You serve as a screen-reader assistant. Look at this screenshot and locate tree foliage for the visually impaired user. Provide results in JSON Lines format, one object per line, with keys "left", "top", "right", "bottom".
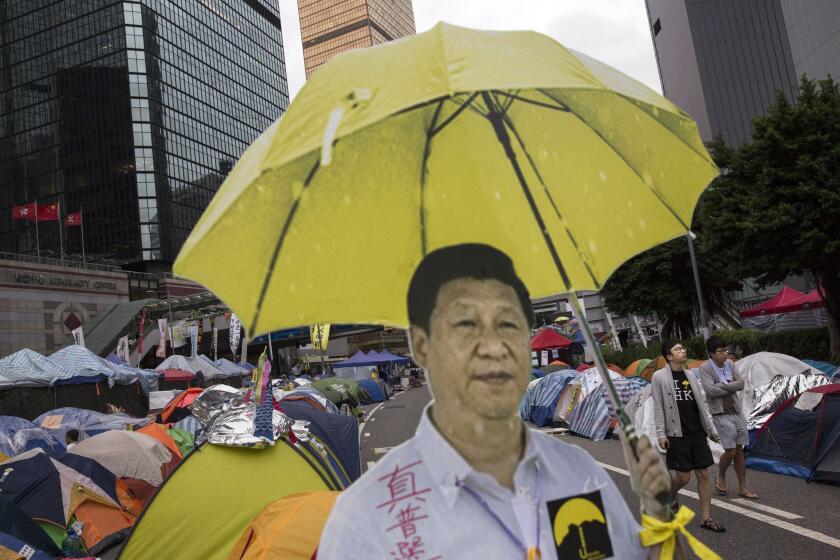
{"left": 702, "top": 76, "right": 840, "bottom": 359}
{"left": 602, "top": 76, "right": 840, "bottom": 358}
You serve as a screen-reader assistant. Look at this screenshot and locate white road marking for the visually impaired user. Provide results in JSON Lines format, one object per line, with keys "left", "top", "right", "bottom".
{"left": 358, "top": 400, "right": 388, "bottom": 437}
{"left": 374, "top": 447, "right": 392, "bottom": 455}
{"left": 596, "top": 461, "right": 840, "bottom": 550}
{"left": 364, "top": 432, "right": 370, "bottom": 437}
{"left": 731, "top": 498, "right": 803, "bottom": 520}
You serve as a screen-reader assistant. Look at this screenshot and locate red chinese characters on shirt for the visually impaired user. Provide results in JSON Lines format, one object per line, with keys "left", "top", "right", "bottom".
{"left": 377, "top": 460, "right": 440, "bottom": 560}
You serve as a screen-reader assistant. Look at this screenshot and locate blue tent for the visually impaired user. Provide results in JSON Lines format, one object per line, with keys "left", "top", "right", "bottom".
{"left": 358, "top": 378, "right": 386, "bottom": 402}
{"left": 0, "top": 450, "right": 120, "bottom": 527}
{"left": 804, "top": 359, "right": 839, "bottom": 379}
{"left": 0, "top": 416, "right": 63, "bottom": 457}
{"left": 520, "top": 370, "right": 578, "bottom": 427}
{"left": 0, "top": 497, "right": 60, "bottom": 557}
{"left": 34, "top": 407, "right": 150, "bottom": 443}
{"left": 0, "top": 532, "right": 54, "bottom": 560}
{"left": 372, "top": 350, "right": 410, "bottom": 364}
{"left": 333, "top": 351, "right": 375, "bottom": 368}
{"left": 280, "top": 399, "right": 361, "bottom": 482}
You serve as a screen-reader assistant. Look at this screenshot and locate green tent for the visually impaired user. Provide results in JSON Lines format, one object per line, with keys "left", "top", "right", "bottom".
{"left": 311, "top": 378, "right": 365, "bottom": 416}
{"left": 119, "top": 439, "right": 341, "bottom": 560}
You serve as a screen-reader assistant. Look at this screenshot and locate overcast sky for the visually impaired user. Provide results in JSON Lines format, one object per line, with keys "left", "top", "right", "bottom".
{"left": 277, "top": 0, "right": 662, "bottom": 99}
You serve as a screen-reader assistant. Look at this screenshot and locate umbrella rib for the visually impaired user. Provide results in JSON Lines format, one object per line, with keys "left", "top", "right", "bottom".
{"left": 419, "top": 100, "right": 446, "bottom": 255}
{"left": 490, "top": 91, "right": 601, "bottom": 289}
{"left": 480, "top": 91, "right": 571, "bottom": 291}
{"left": 430, "top": 92, "right": 479, "bottom": 137}
{"left": 494, "top": 90, "right": 570, "bottom": 112}
{"left": 251, "top": 157, "right": 323, "bottom": 333}
{"left": 538, "top": 88, "right": 691, "bottom": 230}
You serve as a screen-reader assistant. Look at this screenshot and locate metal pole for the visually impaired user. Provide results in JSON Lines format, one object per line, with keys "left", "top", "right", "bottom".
{"left": 632, "top": 315, "right": 649, "bottom": 347}
{"left": 34, "top": 198, "right": 39, "bottom": 258}
{"left": 686, "top": 232, "right": 710, "bottom": 339}
{"left": 57, "top": 202, "right": 64, "bottom": 266}
{"left": 80, "top": 207, "right": 86, "bottom": 266}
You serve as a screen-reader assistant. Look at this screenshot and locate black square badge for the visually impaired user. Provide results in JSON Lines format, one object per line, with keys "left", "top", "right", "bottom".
{"left": 546, "top": 489, "right": 613, "bottom": 560}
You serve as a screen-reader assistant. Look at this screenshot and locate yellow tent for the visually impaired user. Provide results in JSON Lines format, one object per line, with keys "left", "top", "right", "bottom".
{"left": 119, "top": 441, "right": 336, "bottom": 560}
{"left": 228, "top": 491, "right": 340, "bottom": 560}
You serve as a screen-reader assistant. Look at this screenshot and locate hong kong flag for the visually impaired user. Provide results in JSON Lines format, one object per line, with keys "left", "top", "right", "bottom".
{"left": 37, "top": 203, "right": 59, "bottom": 221}
{"left": 12, "top": 202, "right": 37, "bottom": 220}
{"left": 65, "top": 212, "right": 83, "bottom": 226}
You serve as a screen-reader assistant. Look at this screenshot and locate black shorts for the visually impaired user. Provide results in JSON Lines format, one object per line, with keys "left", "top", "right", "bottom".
{"left": 666, "top": 434, "right": 714, "bottom": 472}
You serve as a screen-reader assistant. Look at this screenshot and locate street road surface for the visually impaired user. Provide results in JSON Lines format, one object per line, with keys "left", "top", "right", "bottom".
{"left": 361, "top": 385, "right": 840, "bottom": 559}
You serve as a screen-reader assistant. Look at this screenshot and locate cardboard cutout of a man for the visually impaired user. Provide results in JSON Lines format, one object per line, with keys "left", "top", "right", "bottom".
{"left": 319, "top": 244, "right": 673, "bottom": 559}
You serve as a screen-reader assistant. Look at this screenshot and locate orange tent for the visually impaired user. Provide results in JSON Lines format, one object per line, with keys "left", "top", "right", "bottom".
{"left": 228, "top": 491, "right": 340, "bottom": 560}
{"left": 158, "top": 387, "right": 203, "bottom": 424}
{"left": 137, "top": 423, "right": 182, "bottom": 478}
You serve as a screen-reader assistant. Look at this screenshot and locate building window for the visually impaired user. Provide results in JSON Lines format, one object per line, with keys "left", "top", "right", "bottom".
{"left": 653, "top": 18, "right": 662, "bottom": 36}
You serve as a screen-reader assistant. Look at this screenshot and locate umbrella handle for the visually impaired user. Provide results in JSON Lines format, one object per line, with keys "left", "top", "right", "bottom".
{"left": 568, "top": 296, "right": 673, "bottom": 509}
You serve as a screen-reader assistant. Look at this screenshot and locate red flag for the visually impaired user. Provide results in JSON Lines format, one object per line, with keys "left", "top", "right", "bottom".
{"left": 37, "top": 204, "right": 59, "bottom": 221}
{"left": 65, "top": 212, "right": 83, "bottom": 226}
{"left": 12, "top": 202, "right": 37, "bottom": 220}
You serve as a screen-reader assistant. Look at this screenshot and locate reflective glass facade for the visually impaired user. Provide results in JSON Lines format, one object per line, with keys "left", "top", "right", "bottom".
{"left": 646, "top": 0, "right": 799, "bottom": 145}
{"left": 299, "top": 0, "right": 414, "bottom": 77}
{"left": 1, "top": 0, "right": 288, "bottom": 266}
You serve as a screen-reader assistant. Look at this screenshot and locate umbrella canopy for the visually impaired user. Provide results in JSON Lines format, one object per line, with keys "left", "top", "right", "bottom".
{"left": 530, "top": 329, "right": 572, "bottom": 351}
{"left": 173, "top": 22, "right": 717, "bottom": 336}
{"left": 69, "top": 431, "right": 172, "bottom": 487}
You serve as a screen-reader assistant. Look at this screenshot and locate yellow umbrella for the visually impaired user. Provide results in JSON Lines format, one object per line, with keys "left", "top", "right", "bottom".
{"left": 553, "top": 315, "right": 571, "bottom": 323}
{"left": 174, "top": 23, "right": 717, "bottom": 487}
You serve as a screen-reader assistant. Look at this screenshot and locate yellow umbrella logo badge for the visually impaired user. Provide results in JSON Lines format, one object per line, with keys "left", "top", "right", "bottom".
{"left": 548, "top": 490, "right": 612, "bottom": 559}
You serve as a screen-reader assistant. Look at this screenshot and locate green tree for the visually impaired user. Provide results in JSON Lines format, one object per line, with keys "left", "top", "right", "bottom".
{"left": 702, "top": 77, "right": 840, "bottom": 359}
{"left": 600, "top": 137, "right": 741, "bottom": 339}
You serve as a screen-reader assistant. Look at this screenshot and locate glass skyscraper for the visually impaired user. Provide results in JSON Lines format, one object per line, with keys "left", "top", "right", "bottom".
{"left": 0, "top": 0, "right": 288, "bottom": 267}
{"left": 299, "top": 0, "right": 415, "bottom": 78}
{"left": 645, "top": 0, "right": 840, "bottom": 146}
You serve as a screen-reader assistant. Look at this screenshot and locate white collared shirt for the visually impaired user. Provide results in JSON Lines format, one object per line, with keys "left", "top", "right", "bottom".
{"left": 318, "top": 404, "right": 645, "bottom": 559}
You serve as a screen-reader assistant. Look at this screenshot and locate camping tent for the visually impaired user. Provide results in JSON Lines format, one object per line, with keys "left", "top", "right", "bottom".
{"left": 624, "top": 358, "right": 655, "bottom": 380}
{"left": 357, "top": 378, "right": 387, "bottom": 403}
{"left": 227, "top": 491, "right": 339, "bottom": 560}
{"left": 567, "top": 374, "right": 646, "bottom": 441}
{"left": 0, "top": 416, "right": 63, "bottom": 458}
{"left": 0, "top": 449, "right": 134, "bottom": 555}
{"left": 740, "top": 286, "right": 828, "bottom": 330}
{"left": 157, "top": 387, "right": 203, "bottom": 424}
{"left": 276, "top": 387, "right": 340, "bottom": 415}
{"left": 519, "top": 370, "right": 577, "bottom": 427}
{"left": 34, "top": 407, "right": 150, "bottom": 443}
{"left": 747, "top": 384, "right": 840, "bottom": 483}
{"left": 118, "top": 440, "right": 339, "bottom": 560}
{"left": 69, "top": 431, "right": 173, "bottom": 487}
{"left": 0, "top": 497, "right": 61, "bottom": 558}
{"left": 280, "top": 399, "right": 361, "bottom": 482}
{"left": 748, "top": 371, "right": 830, "bottom": 430}
{"left": 803, "top": 359, "right": 839, "bottom": 378}
{"left": 735, "top": 352, "right": 818, "bottom": 415}
{"left": 310, "top": 378, "right": 364, "bottom": 416}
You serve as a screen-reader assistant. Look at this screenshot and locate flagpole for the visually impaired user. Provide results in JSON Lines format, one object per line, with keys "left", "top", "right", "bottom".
{"left": 58, "top": 202, "right": 64, "bottom": 266}
{"left": 80, "top": 208, "right": 87, "bottom": 266}
{"left": 34, "top": 198, "right": 40, "bottom": 259}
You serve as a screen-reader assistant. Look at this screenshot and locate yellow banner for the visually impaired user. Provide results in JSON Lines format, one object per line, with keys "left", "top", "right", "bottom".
{"left": 310, "top": 323, "right": 331, "bottom": 351}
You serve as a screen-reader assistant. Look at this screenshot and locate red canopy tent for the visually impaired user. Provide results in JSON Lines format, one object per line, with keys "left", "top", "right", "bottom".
{"left": 530, "top": 329, "right": 572, "bottom": 351}
{"left": 741, "top": 286, "right": 826, "bottom": 317}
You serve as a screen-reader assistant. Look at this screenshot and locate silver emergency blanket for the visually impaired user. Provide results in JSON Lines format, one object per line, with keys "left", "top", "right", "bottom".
{"left": 748, "top": 372, "right": 830, "bottom": 430}
{"left": 190, "top": 384, "right": 241, "bottom": 426}
{"left": 190, "top": 384, "right": 311, "bottom": 448}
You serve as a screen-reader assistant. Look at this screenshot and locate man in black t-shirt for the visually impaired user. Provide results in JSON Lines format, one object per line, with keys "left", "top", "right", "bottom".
{"left": 651, "top": 340, "right": 725, "bottom": 533}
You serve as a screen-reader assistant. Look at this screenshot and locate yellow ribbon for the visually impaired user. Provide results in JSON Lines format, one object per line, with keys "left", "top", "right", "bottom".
{"left": 640, "top": 506, "right": 721, "bottom": 560}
